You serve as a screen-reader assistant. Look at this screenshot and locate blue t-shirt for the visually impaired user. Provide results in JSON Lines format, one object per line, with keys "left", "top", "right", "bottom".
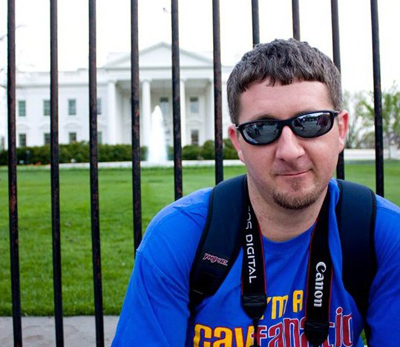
{"left": 111, "top": 179, "right": 400, "bottom": 347}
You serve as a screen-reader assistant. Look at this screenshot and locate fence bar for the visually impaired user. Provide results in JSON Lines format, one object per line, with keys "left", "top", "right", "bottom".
{"left": 88, "top": 1, "right": 105, "bottom": 346}
{"left": 131, "top": 0, "right": 142, "bottom": 252}
{"left": 251, "top": 0, "right": 260, "bottom": 46}
{"left": 370, "top": 0, "right": 384, "bottom": 196}
{"left": 7, "top": 0, "right": 22, "bottom": 346}
{"left": 171, "top": 0, "right": 183, "bottom": 199}
{"left": 292, "top": 0, "right": 300, "bottom": 40}
{"left": 331, "top": 0, "right": 345, "bottom": 180}
{"left": 50, "top": 0, "right": 64, "bottom": 345}
{"left": 213, "top": 0, "right": 223, "bottom": 184}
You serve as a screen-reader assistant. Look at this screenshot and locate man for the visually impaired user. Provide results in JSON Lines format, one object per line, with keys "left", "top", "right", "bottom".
{"left": 112, "top": 39, "right": 400, "bottom": 346}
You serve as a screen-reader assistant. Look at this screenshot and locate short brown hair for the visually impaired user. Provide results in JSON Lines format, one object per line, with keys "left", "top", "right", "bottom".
{"left": 227, "top": 38, "right": 342, "bottom": 124}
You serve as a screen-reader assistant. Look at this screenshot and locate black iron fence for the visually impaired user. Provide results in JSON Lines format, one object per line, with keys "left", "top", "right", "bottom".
{"left": 5, "top": 0, "right": 384, "bottom": 346}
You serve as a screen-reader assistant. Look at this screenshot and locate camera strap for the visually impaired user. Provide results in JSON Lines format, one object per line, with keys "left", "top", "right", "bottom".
{"left": 241, "top": 188, "right": 333, "bottom": 347}
{"left": 241, "top": 200, "right": 267, "bottom": 347}
{"left": 304, "top": 192, "right": 333, "bottom": 347}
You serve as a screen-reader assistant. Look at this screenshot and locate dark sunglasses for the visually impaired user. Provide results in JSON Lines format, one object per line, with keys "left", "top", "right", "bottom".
{"left": 236, "top": 110, "right": 339, "bottom": 145}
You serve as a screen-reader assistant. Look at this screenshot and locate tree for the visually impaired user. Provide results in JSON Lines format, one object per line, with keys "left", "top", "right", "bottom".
{"left": 343, "top": 90, "right": 368, "bottom": 149}
{"left": 360, "top": 83, "right": 400, "bottom": 156}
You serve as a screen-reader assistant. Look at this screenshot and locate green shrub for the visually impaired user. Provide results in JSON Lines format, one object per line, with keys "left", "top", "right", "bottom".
{"left": 201, "top": 140, "right": 215, "bottom": 159}
{"left": 198, "top": 139, "right": 239, "bottom": 160}
{"left": 59, "top": 144, "right": 74, "bottom": 163}
{"left": 182, "top": 145, "right": 202, "bottom": 160}
{"left": 223, "top": 138, "right": 239, "bottom": 160}
{"left": 17, "top": 145, "right": 51, "bottom": 165}
{"left": 0, "top": 150, "right": 6, "bottom": 165}
{"left": 99, "top": 144, "right": 131, "bottom": 162}
{"left": 0, "top": 139, "right": 238, "bottom": 165}
{"left": 69, "top": 142, "right": 89, "bottom": 163}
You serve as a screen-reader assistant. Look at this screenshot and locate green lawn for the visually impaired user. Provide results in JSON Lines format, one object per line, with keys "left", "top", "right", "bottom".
{"left": 0, "top": 161, "right": 399, "bottom": 316}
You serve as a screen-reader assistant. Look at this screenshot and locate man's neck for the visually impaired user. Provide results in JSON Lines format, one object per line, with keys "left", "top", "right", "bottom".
{"left": 248, "top": 180, "right": 327, "bottom": 242}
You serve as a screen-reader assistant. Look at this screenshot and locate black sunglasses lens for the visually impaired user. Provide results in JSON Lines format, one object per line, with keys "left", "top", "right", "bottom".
{"left": 239, "top": 111, "right": 336, "bottom": 145}
{"left": 292, "top": 112, "right": 333, "bottom": 138}
{"left": 242, "top": 120, "right": 279, "bottom": 144}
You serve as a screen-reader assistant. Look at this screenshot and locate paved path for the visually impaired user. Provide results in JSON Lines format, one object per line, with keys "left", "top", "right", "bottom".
{"left": 0, "top": 316, "right": 119, "bottom": 347}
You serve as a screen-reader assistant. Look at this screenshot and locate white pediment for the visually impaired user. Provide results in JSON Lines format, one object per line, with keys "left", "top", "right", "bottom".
{"left": 104, "top": 42, "right": 213, "bottom": 70}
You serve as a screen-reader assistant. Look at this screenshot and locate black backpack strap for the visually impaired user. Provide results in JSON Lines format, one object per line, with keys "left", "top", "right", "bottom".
{"left": 336, "top": 179, "right": 377, "bottom": 322}
{"left": 189, "top": 175, "right": 247, "bottom": 310}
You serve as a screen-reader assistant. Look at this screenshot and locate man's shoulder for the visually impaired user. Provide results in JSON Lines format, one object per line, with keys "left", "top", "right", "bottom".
{"left": 150, "top": 187, "right": 212, "bottom": 228}
{"left": 376, "top": 194, "right": 400, "bottom": 218}
{"left": 374, "top": 195, "right": 400, "bottom": 246}
{"left": 330, "top": 178, "right": 400, "bottom": 213}
{"left": 138, "top": 187, "right": 212, "bottom": 254}
{"left": 331, "top": 179, "right": 400, "bottom": 258}
{"left": 330, "top": 177, "right": 400, "bottom": 225}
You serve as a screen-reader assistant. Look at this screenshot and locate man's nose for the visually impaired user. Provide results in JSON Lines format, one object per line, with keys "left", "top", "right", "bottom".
{"left": 275, "top": 126, "right": 305, "bottom": 161}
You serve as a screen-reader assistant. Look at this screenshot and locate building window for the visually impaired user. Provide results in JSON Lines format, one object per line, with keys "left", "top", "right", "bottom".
{"left": 44, "top": 133, "right": 51, "bottom": 145}
{"left": 18, "top": 100, "right": 26, "bottom": 117}
{"left": 69, "top": 132, "right": 77, "bottom": 144}
{"left": 98, "top": 131, "right": 102, "bottom": 144}
{"left": 191, "top": 129, "right": 199, "bottom": 146}
{"left": 190, "top": 97, "right": 199, "bottom": 113}
{"left": 19, "top": 133, "right": 27, "bottom": 147}
{"left": 159, "top": 97, "right": 169, "bottom": 115}
{"left": 68, "top": 99, "right": 76, "bottom": 116}
{"left": 97, "top": 98, "right": 102, "bottom": 115}
{"left": 43, "top": 100, "right": 51, "bottom": 116}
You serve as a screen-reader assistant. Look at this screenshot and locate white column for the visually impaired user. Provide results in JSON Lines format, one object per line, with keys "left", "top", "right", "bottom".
{"left": 222, "top": 81, "right": 229, "bottom": 139}
{"left": 141, "top": 79, "right": 151, "bottom": 147}
{"left": 206, "top": 80, "right": 214, "bottom": 142}
{"left": 180, "top": 79, "right": 187, "bottom": 146}
{"left": 107, "top": 80, "right": 117, "bottom": 144}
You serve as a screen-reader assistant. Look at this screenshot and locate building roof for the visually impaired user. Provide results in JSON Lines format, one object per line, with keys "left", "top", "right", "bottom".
{"left": 104, "top": 42, "right": 214, "bottom": 70}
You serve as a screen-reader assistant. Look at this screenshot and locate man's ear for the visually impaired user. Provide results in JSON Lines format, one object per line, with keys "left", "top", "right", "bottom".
{"left": 337, "top": 110, "right": 349, "bottom": 152}
{"left": 228, "top": 125, "right": 245, "bottom": 163}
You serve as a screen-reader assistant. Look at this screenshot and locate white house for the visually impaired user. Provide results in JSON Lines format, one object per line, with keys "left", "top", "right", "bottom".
{"left": 5, "top": 42, "right": 233, "bottom": 149}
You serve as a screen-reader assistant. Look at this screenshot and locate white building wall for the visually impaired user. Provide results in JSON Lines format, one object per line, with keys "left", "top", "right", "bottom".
{"left": 15, "top": 84, "right": 110, "bottom": 147}
{"left": 7, "top": 44, "right": 233, "bottom": 150}
{"left": 59, "top": 85, "right": 88, "bottom": 144}
{"left": 13, "top": 80, "right": 230, "bottom": 148}
{"left": 17, "top": 86, "right": 50, "bottom": 147}
{"left": 186, "top": 92, "right": 206, "bottom": 145}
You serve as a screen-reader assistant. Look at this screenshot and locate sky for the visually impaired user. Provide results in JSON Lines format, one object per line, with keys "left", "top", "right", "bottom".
{"left": 0, "top": 0, "right": 399, "bottom": 94}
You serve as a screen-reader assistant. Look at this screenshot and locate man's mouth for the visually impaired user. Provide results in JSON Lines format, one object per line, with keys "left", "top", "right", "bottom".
{"left": 278, "top": 170, "right": 310, "bottom": 177}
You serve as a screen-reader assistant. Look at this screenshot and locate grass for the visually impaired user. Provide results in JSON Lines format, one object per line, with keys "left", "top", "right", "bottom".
{"left": 0, "top": 165, "right": 246, "bottom": 316}
{"left": 0, "top": 161, "right": 399, "bottom": 316}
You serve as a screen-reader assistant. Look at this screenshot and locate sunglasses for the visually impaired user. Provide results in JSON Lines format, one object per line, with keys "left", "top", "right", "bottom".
{"left": 236, "top": 110, "right": 339, "bottom": 145}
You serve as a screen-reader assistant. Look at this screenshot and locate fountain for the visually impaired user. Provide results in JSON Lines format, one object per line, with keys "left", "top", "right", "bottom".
{"left": 148, "top": 105, "right": 168, "bottom": 163}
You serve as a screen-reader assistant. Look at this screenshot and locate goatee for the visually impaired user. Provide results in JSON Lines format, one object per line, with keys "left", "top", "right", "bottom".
{"left": 272, "top": 182, "right": 326, "bottom": 210}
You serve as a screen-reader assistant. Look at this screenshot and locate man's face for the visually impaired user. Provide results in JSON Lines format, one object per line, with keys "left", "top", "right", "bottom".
{"left": 228, "top": 80, "right": 348, "bottom": 210}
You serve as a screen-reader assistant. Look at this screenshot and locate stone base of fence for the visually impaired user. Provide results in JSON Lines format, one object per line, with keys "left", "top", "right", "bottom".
{"left": 0, "top": 316, "right": 119, "bottom": 347}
